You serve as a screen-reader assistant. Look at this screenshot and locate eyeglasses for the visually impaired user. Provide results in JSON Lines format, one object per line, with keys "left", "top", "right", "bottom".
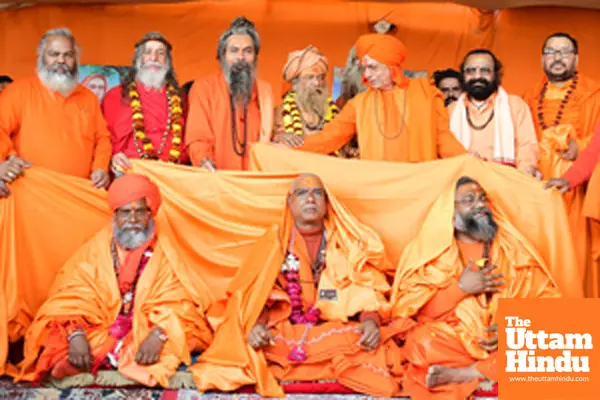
{"left": 455, "top": 194, "right": 488, "bottom": 207}
{"left": 292, "top": 188, "right": 326, "bottom": 199}
{"left": 116, "top": 207, "right": 151, "bottom": 220}
{"left": 543, "top": 48, "right": 576, "bottom": 57}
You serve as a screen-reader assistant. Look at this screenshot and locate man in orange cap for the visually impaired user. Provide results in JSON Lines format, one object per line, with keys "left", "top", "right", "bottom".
{"left": 18, "top": 174, "right": 213, "bottom": 387}
{"left": 274, "top": 46, "right": 338, "bottom": 140}
{"left": 390, "top": 176, "right": 561, "bottom": 399}
{"left": 273, "top": 46, "right": 355, "bottom": 158}
{"left": 190, "top": 173, "right": 405, "bottom": 397}
{"left": 279, "top": 34, "right": 466, "bottom": 162}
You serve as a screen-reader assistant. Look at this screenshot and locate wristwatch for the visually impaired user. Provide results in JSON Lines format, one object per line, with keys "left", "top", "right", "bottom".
{"left": 153, "top": 328, "right": 168, "bottom": 342}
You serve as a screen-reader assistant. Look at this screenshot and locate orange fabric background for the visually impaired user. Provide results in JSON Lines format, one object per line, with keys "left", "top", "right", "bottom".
{"left": 1, "top": 2, "right": 600, "bottom": 96}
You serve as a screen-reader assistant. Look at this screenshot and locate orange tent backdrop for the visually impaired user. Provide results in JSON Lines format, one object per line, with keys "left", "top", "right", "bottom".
{"left": 0, "top": 146, "right": 580, "bottom": 374}
{"left": 1, "top": 1, "right": 600, "bottom": 96}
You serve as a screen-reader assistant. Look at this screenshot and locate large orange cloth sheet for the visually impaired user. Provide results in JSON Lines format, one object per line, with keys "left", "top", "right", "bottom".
{"left": 0, "top": 145, "right": 580, "bottom": 376}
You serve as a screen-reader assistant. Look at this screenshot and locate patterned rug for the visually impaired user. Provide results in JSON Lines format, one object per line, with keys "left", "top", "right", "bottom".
{"left": 0, "top": 378, "right": 498, "bottom": 399}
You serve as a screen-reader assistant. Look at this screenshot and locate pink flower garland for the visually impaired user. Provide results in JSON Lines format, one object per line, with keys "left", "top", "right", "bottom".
{"left": 283, "top": 253, "right": 321, "bottom": 362}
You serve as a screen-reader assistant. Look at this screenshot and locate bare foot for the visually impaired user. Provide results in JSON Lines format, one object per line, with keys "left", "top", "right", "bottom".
{"left": 426, "top": 364, "right": 483, "bottom": 388}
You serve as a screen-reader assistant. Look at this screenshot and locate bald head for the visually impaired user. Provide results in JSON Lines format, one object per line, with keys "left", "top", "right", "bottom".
{"left": 288, "top": 173, "right": 327, "bottom": 230}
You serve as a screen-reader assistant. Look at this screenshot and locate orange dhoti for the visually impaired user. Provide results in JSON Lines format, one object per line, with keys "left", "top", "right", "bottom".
{"left": 403, "top": 322, "right": 498, "bottom": 400}
{"left": 264, "top": 320, "right": 403, "bottom": 396}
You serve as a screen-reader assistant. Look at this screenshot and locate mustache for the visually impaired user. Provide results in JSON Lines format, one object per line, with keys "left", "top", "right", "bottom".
{"left": 48, "top": 63, "right": 74, "bottom": 76}
{"left": 445, "top": 96, "right": 458, "bottom": 106}
{"left": 551, "top": 61, "right": 566, "bottom": 69}
{"left": 466, "top": 78, "right": 490, "bottom": 87}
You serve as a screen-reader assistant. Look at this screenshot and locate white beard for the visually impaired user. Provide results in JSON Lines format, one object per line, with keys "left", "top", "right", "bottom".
{"left": 136, "top": 61, "right": 168, "bottom": 90}
{"left": 38, "top": 66, "right": 78, "bottom": 96}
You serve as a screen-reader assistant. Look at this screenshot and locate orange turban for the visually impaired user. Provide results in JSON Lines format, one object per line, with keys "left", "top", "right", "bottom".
{"left": 107, "top": 173, "right": 162, "bottom": 216}
{"left": 282, "top": 45, "right": 329, "bottom": 83}
{"left": 355, "top": 33, "right": 408, "bottom": 87}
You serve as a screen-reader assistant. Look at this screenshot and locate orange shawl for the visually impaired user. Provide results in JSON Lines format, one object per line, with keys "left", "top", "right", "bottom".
{"left": 190, "top": 187, "right": 391, "bottom": 396}
{"left": 17, "top": 227, "right": 213, "bottom": 386}
{"left": 391, "top": 186, "right": 562, "bottom": 357}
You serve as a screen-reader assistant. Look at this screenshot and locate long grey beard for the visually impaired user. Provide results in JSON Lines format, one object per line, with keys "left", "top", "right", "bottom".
{"left": 113, "top": 218, "right": 155, "bottom": 250}
{"left": 37, "top": 64, "right": 78, "bottom": 96}
{"left": 341, "top": 63, "right": 367, "bottom": 98}
{"left": 136, "top": 59, "right": 168, "bottom": 89}
{"left": 225, "top": 61, "right": 254, "bottom": 106}
{"left": 454, "top": 209, "right": 498, "bottom": 243}
{"left": 296, "top": 86, "right": 329, "bottom": 119}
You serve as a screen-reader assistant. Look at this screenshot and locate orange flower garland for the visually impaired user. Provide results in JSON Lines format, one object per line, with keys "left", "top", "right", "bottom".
{"left": 129, "top": 82, "right": 183, "bottom": 163}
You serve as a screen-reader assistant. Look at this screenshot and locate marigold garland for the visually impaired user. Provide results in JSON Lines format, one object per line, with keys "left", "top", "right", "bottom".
{"left": 129, "top": 82, "right": 183, "bottom": 163}
{"left": 281, "top": 91, "right": 338, "bottom": 135}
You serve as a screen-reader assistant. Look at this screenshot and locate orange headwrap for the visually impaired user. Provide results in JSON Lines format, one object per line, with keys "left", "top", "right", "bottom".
{"left": 355, "top": 33, "right": 408, "bottom": 87}
{"left": 282, "top": 45, "right": 329, "bottom": 83}
{"left": 108, "top": 173, "right": 162, "bottom": 216}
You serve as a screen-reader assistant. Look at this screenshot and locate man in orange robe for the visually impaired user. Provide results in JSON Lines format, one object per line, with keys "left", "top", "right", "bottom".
{"left": 190, "top": 174, "right": 404, "bottom": 397}
{"left": 449, "top": 49, "right": 539, "bottom": 176}
{"left": 524, "top": 32, "right": 600, "bottom": 296}
{"left": 0, "top": 28, "right": 112, "bottom": 196}
{"left": 185, "top": 17, "right": 274, "bottom": 171}
{"left": 281, "top": 34, "right": 466, "bottom": 162}
{"left": 391, "top": 176, "right": 561, "bottom": 400}
{"left": 17, "top": 174, "right": 213, "bottom": 386}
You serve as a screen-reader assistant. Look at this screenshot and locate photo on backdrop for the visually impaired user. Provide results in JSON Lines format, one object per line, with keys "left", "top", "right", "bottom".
{"left": 79, "top": 65, "right": 129, "bottom": 102}
{"left": 331, "top": 66, "right": 429, "bottom": 101}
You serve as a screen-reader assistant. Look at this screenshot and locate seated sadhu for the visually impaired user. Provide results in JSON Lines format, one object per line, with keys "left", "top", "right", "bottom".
{"left": 190, "top": 173, "right": 403, "bottom": 397}
{"left": 17, "top": 174, "right": 213, "bottom": 386}
{"left": 390, "top": 176, "right": 561, "bottom": 399}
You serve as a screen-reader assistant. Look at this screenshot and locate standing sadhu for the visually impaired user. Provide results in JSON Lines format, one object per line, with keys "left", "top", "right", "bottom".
{"left": 524, "top": 32, "right": 600, "bottom": 296}
{"left": 0, "top": 28, "right": 112, "bottom": 195}
{"left": 280, "top": 34, "right": 466, "bottom": 162}
{"left": 185, "top": 17, "right": 274, "bottom": 171}
{"left": 103, "top": 32, "right": 188, "bottom": 173}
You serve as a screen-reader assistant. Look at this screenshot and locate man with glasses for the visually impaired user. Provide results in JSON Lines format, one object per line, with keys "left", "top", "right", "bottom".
{"left": 524, "top": 32, "right": 600, "bottom": 296}
{"left": 447, "top": 49, "right": 540, "bottom": 177}
{"left": 18, "top": 174, "right": 213, "bottom": 386}
{"left": 190, "top": 173, "right": 403, "bottom": 397}
{"left": 390, "top": 176, "right": 561, "bottom": 399}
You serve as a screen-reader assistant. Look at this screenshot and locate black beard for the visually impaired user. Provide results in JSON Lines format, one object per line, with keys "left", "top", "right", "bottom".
{"left": 455, "top": 208, "right": 498, "bottom": 243}
{"left": 544, "top": 61, "right": 575, "bottom": 83}
{"left": 445, "top": 96, "right": 458, "bottom": 107}
{"left": 228, "top": 61, "right": 253, "bottom": 105}
{"left": 465, "top": 78, "right": 498, "bottom": 101}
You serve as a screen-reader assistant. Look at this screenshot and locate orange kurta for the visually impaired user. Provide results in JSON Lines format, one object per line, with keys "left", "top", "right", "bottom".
{"left": 0, "top": 75, "right": 112, "bottom": 176}
{"left": 185, "top": 73, "right": 273, "bottom": 170}
{"left": 18, "top": 227, "right": 213, "bottom": 386}
{"left": 448, "top": 93, "right": 539, "bottom": 172}
{"left": 390, "top": 188, "right": 561, "bottom": 400}
{"left": 298, "top": 78, "right": 466, "bottom": 162}
{"left": 190, "top": 191, "right": 405, "bottom": 397}
{"left": 524, "top": 74, "right": 600, "bottom": 297}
